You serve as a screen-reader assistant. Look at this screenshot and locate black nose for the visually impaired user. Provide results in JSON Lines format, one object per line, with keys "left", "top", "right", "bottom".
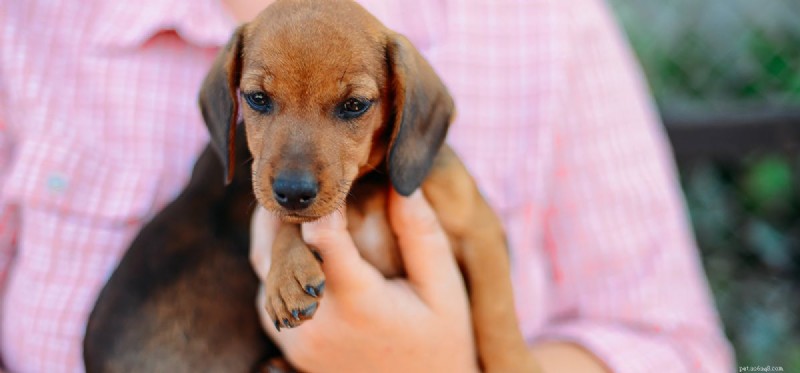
{"left": 272, "top": 173, "right": 319, "bottom": 211}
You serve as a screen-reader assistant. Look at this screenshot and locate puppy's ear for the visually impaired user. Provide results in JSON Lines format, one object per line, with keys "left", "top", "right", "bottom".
{"left": 198, "top": 25, "right": 245, "bottom": 184}
{"left": 386, "top": 33, "right": 455, "bottom": 196}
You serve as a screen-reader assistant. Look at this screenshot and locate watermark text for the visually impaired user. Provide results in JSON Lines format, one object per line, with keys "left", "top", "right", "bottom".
{"left": 738, "top": 366, "right": 784, "bottom": 372}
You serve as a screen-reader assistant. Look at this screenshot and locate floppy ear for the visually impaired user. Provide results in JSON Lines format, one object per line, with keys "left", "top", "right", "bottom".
{"left": 385, "top": 33, "right": 455, "bottom": 196}
{"left": 198, "top": 25, "right": 245, "bottom": 184}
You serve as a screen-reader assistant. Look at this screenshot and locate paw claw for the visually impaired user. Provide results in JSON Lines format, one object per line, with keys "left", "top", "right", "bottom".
{"left": 301, "top": 302, "right": 319, "bottom": 318}
{"left": 311, "top": 249, "right": 323, "bottom": 263}
{"left": 304, "top": 285, "right": 316, "bottom": 297}
{"left": 304, "top": 281, "right": 325, "bottom": 298}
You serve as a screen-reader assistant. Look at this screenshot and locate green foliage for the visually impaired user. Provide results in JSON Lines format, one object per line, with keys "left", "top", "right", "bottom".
{"left": 608, "top": 1, "right": 800, "bottom": 368}
{"left": 680, "top": 153, "right": 800, "bottom": 370}
{"left": 741, "top": 156, "right": 794, "bottom": 214}
{"left": 610, "top": 0, "right": 800, "bottom": 112}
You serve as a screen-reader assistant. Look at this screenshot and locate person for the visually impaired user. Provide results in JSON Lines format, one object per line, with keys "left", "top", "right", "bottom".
{"left": 0, "top": 0, "right": 734, "bottom": 371}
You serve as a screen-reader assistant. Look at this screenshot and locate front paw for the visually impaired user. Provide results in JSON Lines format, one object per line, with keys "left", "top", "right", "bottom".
{"left": 265, "top": 245, "right": 325, "bottom": 330}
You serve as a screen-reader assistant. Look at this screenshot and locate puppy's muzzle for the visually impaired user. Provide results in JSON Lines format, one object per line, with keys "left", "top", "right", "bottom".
{"left": 272, "top": 171, "right": 319, "bottom": 210}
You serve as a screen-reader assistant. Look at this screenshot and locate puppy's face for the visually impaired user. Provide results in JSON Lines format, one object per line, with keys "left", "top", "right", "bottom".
{"left": 199, "top": 0, "right": 454, "bottom": 224}
{"left": 239, "top": 2, "right": 391, "bottom": 223}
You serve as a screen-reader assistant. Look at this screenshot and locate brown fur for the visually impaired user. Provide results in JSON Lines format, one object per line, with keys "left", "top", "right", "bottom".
{"left": 85, "top": 0, "right": 538, "bottom": 371}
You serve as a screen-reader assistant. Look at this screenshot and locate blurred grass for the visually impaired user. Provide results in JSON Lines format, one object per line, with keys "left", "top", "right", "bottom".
{"left": 608, "top": 0, "right": 800, "bottom": 370}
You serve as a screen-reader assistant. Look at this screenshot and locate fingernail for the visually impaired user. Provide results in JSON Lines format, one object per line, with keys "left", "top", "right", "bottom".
{"left": 406, "top": 190, "right": 434, "bottom": 217}
{"left": 291, "top": 309, "right": 300, "bottom": 320}
{"left": 283, "top": 318, "right": 291, "bottom": 328}
{"left": 311, "top": 209, "right": 345, "bottom": 230}
{"left": 408, "top": 190, "right": 424, "bottom": 200}
{"left": 303, "top": 210, "right": 346, "bottom": 244}
{"left": 329, "top": 211, "right": 346, "bottom": 228}
{"left": 274, "top": 320, "right": 281, "bottom": 332}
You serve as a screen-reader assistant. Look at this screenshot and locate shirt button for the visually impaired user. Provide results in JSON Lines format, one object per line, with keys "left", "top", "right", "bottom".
{"left": 46, "top": 174, "right": 68, "bottom": 193}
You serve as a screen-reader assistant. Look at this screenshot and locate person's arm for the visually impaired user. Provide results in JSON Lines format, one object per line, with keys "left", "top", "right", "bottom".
{"left": 0, "top": 69, "right": 18, "bottom": 372}
{"left": 0, "top": 122, "right": 16, "bottom": 294}
{"left": 531, "top": 1, "right": 734, "bottom": 372}
{"left": 0, "top": 59, "right": 16, "bottom": 291}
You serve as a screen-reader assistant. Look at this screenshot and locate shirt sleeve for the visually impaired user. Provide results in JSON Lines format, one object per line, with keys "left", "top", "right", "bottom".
{"left": 536, "top": 1, "right": 734, "bottom": 372}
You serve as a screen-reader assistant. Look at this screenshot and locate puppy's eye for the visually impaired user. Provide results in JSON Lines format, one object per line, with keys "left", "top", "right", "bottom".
{"left": 244, "top": 92, "right": 273, "bottom": 113}
{"left": 337, "top": 98, "right": 371, "bottom": 120}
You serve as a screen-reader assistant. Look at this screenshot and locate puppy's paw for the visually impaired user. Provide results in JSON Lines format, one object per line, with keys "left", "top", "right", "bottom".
{"left": 265, "top": 244, "right": 325, "bottom": 330}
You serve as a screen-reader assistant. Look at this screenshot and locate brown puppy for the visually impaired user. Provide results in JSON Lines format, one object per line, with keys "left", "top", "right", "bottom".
{"left": 85, "top": 0, "right": 538, "bottom": 371}
{"left": 212, "top": 0, "right": 538, "bottom": 370}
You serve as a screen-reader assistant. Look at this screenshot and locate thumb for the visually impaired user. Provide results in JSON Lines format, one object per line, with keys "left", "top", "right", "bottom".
{"left": 302, "top": 210, "right": 382, "bottom": 294}
{"left": 389, "top": 189, "right": 463, "bottom": 305}
{"left": 249, "top": 206, "right": 280, "bottom": 281}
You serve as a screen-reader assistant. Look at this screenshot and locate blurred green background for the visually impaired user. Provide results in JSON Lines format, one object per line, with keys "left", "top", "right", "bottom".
{"left": 609, "top": 0, "right": 800, "bottom": 370}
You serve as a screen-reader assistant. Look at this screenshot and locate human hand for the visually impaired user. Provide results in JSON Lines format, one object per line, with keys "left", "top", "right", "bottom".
{"left": 250, "top": 190, "right": 478, "bottom": 372}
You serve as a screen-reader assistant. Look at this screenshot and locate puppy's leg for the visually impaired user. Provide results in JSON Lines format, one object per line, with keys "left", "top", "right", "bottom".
{"left": 264, "top": 223, "right": 326, "bottom": 330}
{"left": 459, "top": 205, "right": 542, "bottom": 372}
{"left": 423, "top": 147, "right": 541, "bottom": 372}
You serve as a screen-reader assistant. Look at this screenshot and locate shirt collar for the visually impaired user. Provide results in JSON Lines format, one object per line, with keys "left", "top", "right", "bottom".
{"left": 90, "top": 0, "right": 237, "bottom": 49}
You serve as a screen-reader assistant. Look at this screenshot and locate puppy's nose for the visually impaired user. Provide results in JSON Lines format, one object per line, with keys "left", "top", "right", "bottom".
{"left": 272, "top": 173, "right": 319, "bottom": 210}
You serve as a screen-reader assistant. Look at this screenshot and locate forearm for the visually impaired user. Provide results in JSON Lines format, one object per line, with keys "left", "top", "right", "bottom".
{"left": 531, "top": 342, "right": 609, "bottom": 373}
{"left": 0, "top": 112, "right": 17, "bottom": 298}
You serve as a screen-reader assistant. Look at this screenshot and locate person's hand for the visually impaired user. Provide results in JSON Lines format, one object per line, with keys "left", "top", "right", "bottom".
{"left": 250, "top": 190, "right": 479, "bottom": 372}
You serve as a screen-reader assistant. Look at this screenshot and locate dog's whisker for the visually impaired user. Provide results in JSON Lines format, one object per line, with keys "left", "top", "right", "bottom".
{"left": 247, "top": 199, "right": 259, "bottom": 211}
{"left": 239, "top": 157, "right": 254, "bottom": 168}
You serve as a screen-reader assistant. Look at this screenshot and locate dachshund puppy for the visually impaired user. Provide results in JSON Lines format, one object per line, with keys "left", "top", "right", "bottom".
{"left": 85, "top": 0, "right": 538, "bottom": 371}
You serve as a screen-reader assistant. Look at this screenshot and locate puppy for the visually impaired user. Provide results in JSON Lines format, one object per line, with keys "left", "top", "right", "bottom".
{"left": 85, "top": 0, "right": 538, "bottom": 371}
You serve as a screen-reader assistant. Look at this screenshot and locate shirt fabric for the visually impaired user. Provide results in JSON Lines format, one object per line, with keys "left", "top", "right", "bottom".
{"left": 0, "top": 0, "right": 734, "bottom": 372}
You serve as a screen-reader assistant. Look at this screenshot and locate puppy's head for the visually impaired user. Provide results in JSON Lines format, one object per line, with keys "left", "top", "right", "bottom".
{"left": 199, "top": 0, "right": 453, "bottom": 223}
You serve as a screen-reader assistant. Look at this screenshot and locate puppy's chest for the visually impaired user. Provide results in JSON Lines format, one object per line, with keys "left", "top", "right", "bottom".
{"left": 345, "top": 179, "right": 404, "bottom": 278}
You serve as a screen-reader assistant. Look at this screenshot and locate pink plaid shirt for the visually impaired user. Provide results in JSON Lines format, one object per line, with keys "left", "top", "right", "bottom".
{"left": 0, "top": 0, "right": 733, "bottom": 372}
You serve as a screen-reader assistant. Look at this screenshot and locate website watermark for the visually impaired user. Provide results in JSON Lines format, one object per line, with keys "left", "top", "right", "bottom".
{"left": 738, "top": 366, "right": 784, "bottom": 372}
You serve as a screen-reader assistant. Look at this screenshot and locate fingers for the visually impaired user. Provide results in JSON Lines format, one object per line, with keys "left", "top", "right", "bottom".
{"left": 388, "top": 189, "right": 464, "bottom": 306}
{"left": 302, "top": 210, "right": 383, "bottom": 294}
{"left": 250, "top": 206, "right": 281, "bottom": 281}
{"left": 256, "top": 190, "right": 462, "bottom": 310}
